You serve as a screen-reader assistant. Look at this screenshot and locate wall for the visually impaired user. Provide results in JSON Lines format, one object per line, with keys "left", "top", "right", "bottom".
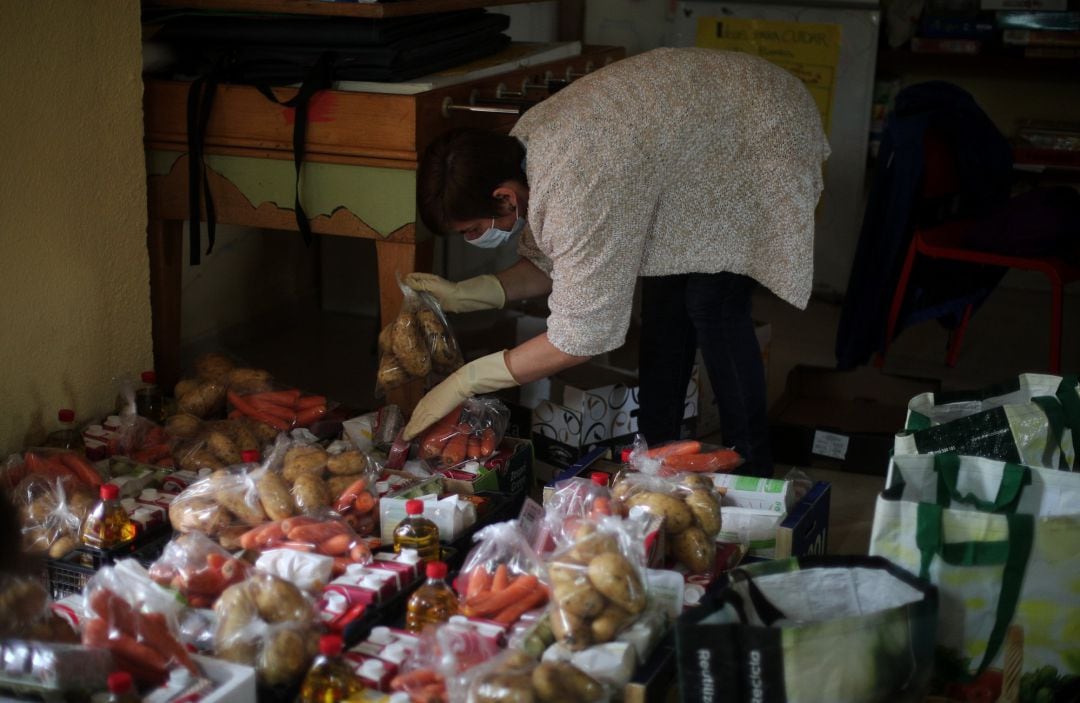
{"left": 0, "top": 2, "right": 151, "bottom": 453}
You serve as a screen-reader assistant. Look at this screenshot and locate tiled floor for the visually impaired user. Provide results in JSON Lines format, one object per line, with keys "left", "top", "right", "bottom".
{"left": 193, "top": 274, "right": 1079, "bottom": 558}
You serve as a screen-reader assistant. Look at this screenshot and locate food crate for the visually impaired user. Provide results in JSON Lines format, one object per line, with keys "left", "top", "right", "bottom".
{"left": 44, "top": 528, "right": 172, "bottom": 600}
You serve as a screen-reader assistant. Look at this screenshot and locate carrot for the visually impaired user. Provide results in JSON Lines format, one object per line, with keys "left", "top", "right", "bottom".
{"left": 479, "top": 428, "right": 497, "bottom": 457}
{"left": 228, "top": 410, "right": 244, "bottom": 420}
{"left": 142, "top": 611, "right": 198, "bottom": 673}
{"left": 466, "top": 436, "right": 482, "bottom": 460}
{"left": 391, "top": 669, "right": 443, "bottom": 690}
{"left": 354, "top": 491, "right": 376, "bottom": 514}
{"left": 663, "top": 449, "right": 742, "bottom": 473}
{"left": 295, "top": 404, "right": 327, "bottom": 427}
{"left": 281, "top": 516, "right": 318, "bottom": 533}
{"left": 490, "top": 564, "right": 509, "bottom": 594}
{"left": 246, "top": 389, "right": 302, "bottom": 407}
{"left": 297, "top": 395, "right": 327, "bottom": 410}
{"left": 55, "top": 451, "right": 103, "bottom": 487}
{"left": 247, "top": 400, "right": 297, "bottom": 422}
{"left": 465, "top": 574, "right": 539, "bottom": 617}
{"left": 205, "top": 553, "right": 227, "bottom": 570}
{"left": 492, "top": 585, "right": 548, "bottom": 624}
{"left": 287, "top": 521, "right": 348, "bottom": 543}
{"left": 441, "top": 424, "right": 470, "bottom": 465}
{"left": 645, "top": 440, "right": 702, "bottom": 459}
{"left": 227, "top": 391, "right": 292, "bottom": 430}
{"left": 465, "top": 565, "right": 492, "bottom": 600}
{"left": 103, "top": 632, "right": 170, "bottom": 679}
{"left": 240, "top": 521, "right": 284, "bottom": 550}
{"left": 278, "top": 540, "right": 316, "bottom": 552}
{"left": 319, "top": 533, "right": 353, "bottom": 556}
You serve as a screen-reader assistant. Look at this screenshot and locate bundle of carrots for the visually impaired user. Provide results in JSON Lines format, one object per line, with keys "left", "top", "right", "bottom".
{"left": 334, "top": 476, "right": 378, "bottom": 536}
{"left": 459, "top": 564, "right": 549, "bottom": 625}
{"left": 227, "top": 389, "right": 328, "bottom": 432}
{"left": 122, "top": 425, "right": 173, "bottom": 467}
{"left": 2, "top": 449, "right": 102, "bottom": 492}
{"left": 149, "top": 551, "right": 251, "bottom": 609}
{"left": 390, "top": 668, "right": 446, "bottom": 703}
{"left": 82, "top": 587, "right": 198, "bottom": 686}
{"left": 645, "top": 440, "right": 743, "bottom": 474}
{"left": 417, "top": 405, "right": 498, "bottom": 467}
{"left": 238, "top": 516, "right": 372, "bottom": 576}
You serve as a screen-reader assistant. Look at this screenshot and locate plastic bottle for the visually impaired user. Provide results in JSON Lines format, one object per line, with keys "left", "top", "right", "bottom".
{"left": 241, "top": 450, "right": 261, "bottom": 463}
{"left": 80, "top": 484, "right": 136, "bottom": 549}
{"left": 587, "top": 471, "right": 614, "bottom": 517}
{"left": 404, "top": 560, "right": 459, "bottom": 633}
{"left": 299, "top": 634, "right": 364, "bottom": 703}
{"left": 105, "top": 671, "right": 140, "bottom": 703}
{"left": 393, "top": 500, "right": 440, "bottom": 563}
{"left": 44, "top": 409, "right": 84, "bottom": 451}
{"left": 134, "top": 371, "right": 165, "bottom": 424}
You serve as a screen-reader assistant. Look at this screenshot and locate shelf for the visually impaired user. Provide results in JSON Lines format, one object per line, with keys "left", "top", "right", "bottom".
{"left": 143, "top": 0, "right": 543, "bottom": 18}
{"left": 876, "top": 47, "right": 1080, "bottom": 79}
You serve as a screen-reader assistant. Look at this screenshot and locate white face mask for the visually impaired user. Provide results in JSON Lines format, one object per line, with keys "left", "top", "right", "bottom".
{"left": 467, "top": 216, "right": 525, "bottom": 249}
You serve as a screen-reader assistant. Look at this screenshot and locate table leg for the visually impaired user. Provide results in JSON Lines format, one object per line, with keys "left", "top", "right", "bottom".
{"left": 375, "top": 237, "right": 433, "bottom": 414}
{"left": 147, "top": 218, "right": 184, "bottom": 391}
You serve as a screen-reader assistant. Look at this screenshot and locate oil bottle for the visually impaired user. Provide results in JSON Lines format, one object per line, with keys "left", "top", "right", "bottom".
{"left": 299, "top": 634, "right": 364, "bottom": 703}
{"left": 405, "top": 560, "right": 458, "bottom": 633}
{"left": 44, "top": 409, "right": 83, "bottom": 452}
{"left": 134, "top": 371, "right": 165, "bottom": 424}
{"left": 80, "top": 484, "right": 136, "bottom": 549}
{"left": 393, "top": 499, "right": 440, "bottom": 563}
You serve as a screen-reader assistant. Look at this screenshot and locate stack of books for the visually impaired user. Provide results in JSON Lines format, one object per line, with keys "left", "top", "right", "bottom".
{"left": 998, "top": 10, "right": 1080, "bottom": 58}
{"left": 911, "top": 0, "right": 995, "bottom": 54}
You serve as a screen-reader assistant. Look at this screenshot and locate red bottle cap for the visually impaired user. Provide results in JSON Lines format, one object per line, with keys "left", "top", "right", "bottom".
{"left": 405, "top": 499, "right": 424, "bottom": 515}
{"left": 319, "top": 634, "right": 344, "bottom": 657}
{"left": 620, "top": 448, "right": 632, "bottom": 464}
{"left": 241, "top": 450, "right": 261, "bottom": 463}
{"left": 58, "top": 409, "right": 75, "bottom": 423}
{"left": 140, "top": 371, "right": 157, "bottom": 384}
{"left": 100, "top": 484, "right": 120, "bottom": 501}
{"left": 590, "top": 472, "right": 609, "bottom": 487}
{"left": 425, "top": 561, "right": 448, "bottom": 579}
{"left": 107, "top": 671, "right": 133, "bottom": 694}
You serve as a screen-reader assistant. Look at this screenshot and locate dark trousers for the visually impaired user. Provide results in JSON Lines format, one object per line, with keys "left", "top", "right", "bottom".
{"left": 637, "top": 272, "right": 773, "bottom": 478}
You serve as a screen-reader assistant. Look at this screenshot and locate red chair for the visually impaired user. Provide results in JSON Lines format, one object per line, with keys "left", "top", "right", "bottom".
{"left": 880, "top": 133, "right": 1080, "bottom": 373}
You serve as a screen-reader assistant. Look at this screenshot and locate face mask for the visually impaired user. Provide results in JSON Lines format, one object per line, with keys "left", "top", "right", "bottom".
{"left": 467, "top": 216, "right": 525, "bottom": 249}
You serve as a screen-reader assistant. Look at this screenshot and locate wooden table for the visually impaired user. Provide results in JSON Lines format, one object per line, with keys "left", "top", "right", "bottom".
{"left": 143, "top": 44, "right": 623, "bottom": 408}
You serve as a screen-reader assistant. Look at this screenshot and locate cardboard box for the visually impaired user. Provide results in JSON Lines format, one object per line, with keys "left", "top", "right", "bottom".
{"left": 768, "top": 365, "right": 941, "bottom": 475}
{"left": 441, "top": 438, "right": 533, "bottom": 496}
{"left": 529, "top": 361, "right": 698, "bottom": 467}
{"left": 775, "top": 481, "right": 831, "bottom": 559}
{"left": 697, "top": 320, "right": 772, "bottom": 438}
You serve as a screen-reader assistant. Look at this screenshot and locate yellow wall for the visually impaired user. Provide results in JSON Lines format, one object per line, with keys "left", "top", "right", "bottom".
{"left": 0, "top": 2, "right": 150, "bottom": 453}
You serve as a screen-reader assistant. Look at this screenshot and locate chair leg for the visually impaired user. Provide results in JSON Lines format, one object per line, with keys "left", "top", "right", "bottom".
{"left": 880, "top": 238, "right": 920, "bottom": 366}
{"left": 946, "top": 303, "right": 973, "bottom": 368}
{"left": 1050, "top": 279, "right": 1064, "bottom": 374}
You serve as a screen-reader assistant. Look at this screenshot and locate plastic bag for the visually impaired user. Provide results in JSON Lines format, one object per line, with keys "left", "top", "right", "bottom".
{"left": 0, "top": 573, "right": 78, "bottom": 643}
{"left": 342, "top": 404, "right": 405, "bottom": 453}
{"left": 168, "top": 459, "right": 269, "bottom": 549}
{"left": 16, "top": 475, "right": 95, "bottom": 559}
{"left": 540, "top": 475, "right": 615, "bottom": 552}
{"left": 455, "top": 521, "right": 550, "bottom": 626}
{"left": 415, "top": 398, "right": 510, "bottom": 469}
{"left": 238, "top": 513, "right": 373, "bottom": 579}
{"left": 2, "top": 448, "right": 103, "bottom": 493}
{"left": 148, "top": 531, "right": 252, "bottom": 608}
{"left": 626, "top": 435, "right": 743, "bottom": 476}
{"left": 458, "top": 649, "right": 606, "bottom": 703}
{"left": 329, "top": 464, "right": 381, "bottom": 537}
{"left": 166, "top": 415, "right": 266, "bottom": 473}
{"left": 547, "top": 516, "right": 649, "bottom": 651}
{"left": 227, "top": 385, "right": 332, "bottom": 433}
{"left": 376, "top": 278, "right": 464, "bottom": 396}
{"left": 391, "top": 619, "right": 502, "bottom": 703}
{"left": 213, "top": 571, "right": 320, "bottom": 687}
{"left": 82, "top": 560, "right": 199, "bottom": 686}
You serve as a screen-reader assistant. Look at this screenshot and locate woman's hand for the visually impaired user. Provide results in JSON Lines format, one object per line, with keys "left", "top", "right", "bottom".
{"left": 403, "top": 273, "right": 505, "bottom": 312}
{"left": 402, "top": 351, "right": 518, "bottom": 440}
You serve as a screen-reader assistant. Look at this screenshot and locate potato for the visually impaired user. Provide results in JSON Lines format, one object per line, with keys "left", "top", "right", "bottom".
{"left": 685, "top": 489, "right": 722, "bottom": 538}
{"left": 326, "top": 450, "right": 367, "bottom": 476}
{"left": 177, "top": 380, "right": 226, "bottom": 418}
{"left": 25, "top": 496, "right": 55, "bottom": 523}
{"left": 205, "top": 430, "right": 241, "bottom": 465}
{"left": 626, "top": 492, "right": 693, "bottom": 534}
{"left": 553, "top": 580, "right": 605, "bottom": 619}
{"left": 217, "top": 525, "right": 249, "bottom": 551}
{"left": 569, "top": 524, "right": 618, "bottom": 562}
{"left": 377, "top": 353, "right": 410, "bottom": 388}
{"left": 256, "top": 472, "right": 296, "bottom": 521}
{"left": 587, "top": 552, "right": 645, "bottom": 614}
{"left": 416, "top": 307, "right": 446, "bottom": 338}
{"left": 210, "top": 470, "right": 266, "bottom": 525}
{"left": 170, "top": 497, "right": 230, "bottom": 535}
{"left": 210, "top": 419, "right": 259, "bottom": 454}
{"left": 48, "top": 535, "right": 78, "bottom": 559}
{"left": 291, "top": 474, "right": 330, "bottom": 513}
{"left": 242, "top": 417, "right": 280, "bottom": 444}
{"left": 67, "top": 489, "right": 95, "bottom": 519}
{"left": 671, "top": 526, "right": 715, "bottom": 574}
{"left": 174, "top": 379, "right": 200, "bottom": 401}
{"left": 474, "top": 673, "right": 535, "bottom": 703}
{"left": 390, "top": 313, "right": 431, "bottom": 377}
{"left": 165, "top": 412, "right": 202, "bottom": 439}
{"left": 282, "top": 445, "right": 327, "bottom": 482}
{"left": 377, "top": 324, "right": 394, "bottom": 355}
{"left": 681, "top": 474, "right": 713, "bottom": 491}
{"left": 22, "top": 528, "right": 49, "bottom": 553}
{"left": 214, "top": 585, "right": 260, "bottom": 664}
{"left": 177, "top": 446, "right": 225, "bottom": 473}
{"left": 533, "top": 662, "right": 604, "bottom": 703}
{"left": 550, "top": 609, "right": 591, "bottom": 651}
{"left": 590, "top": 602, "right": 632, "bottom": 643}
{"left": 226, "top": 368, "right": 273, "bottom": 394}
{"left": 431, "top": 335, "right": 463, "bottom": 374}
{"left": 496, "top": 651, "right": 535, "bottom": 674}
{"left": 259, "top": 627, "right": 310, "bottom": 686}
{"left": 252, "top": 576, "right": 310, "bottom": 623}
{"left": 194, "top": 352, "right": 235, "bottom": 383}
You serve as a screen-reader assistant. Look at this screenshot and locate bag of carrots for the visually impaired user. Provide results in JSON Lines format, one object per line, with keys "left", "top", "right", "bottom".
{"left": 414, "top": 397, "right": 510, "bottom": 470}
{"left": 456, "top": 521, "right": 550, "bottom": 626}
{"left": 82, "top": 560, "right": 199, "bottom": 687}
{"left": 391, "top": 619, "right": 502, "bottom": 703}
{"left": 238, "top": 512, "right": 373, "bottom": 580}
{"left": 227, "top": 384, "right": 332, "bottom": 435}
{"left": 376, "top": 277, "right": 464, "bottom": 397}
{"left": 1, "top": 447, "right": 103, "bottom": 493}
{"left": 626, "top": 435, "right": 743, "bottom": 476}
{"left": 148, "top": 531, "right": 252, "bottom": 609}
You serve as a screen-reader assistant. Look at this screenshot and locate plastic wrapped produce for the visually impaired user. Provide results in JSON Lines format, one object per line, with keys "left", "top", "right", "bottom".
{"left": 148, "top": 531, "right": 252, "bottom": 608}
{"left": 376, "top": 279, "right": 464, "bottom": 396}
{"left": 456, "top": 522, "right": 549, "bottom": 626}
{"left": 414, "top": 398, "right": 510, "bottom": 469}
{"left": 459, "top": 649, "right": 606, "bottom": 703}
{"left": 15, "top": 475, "right": 95, "bottom": 558}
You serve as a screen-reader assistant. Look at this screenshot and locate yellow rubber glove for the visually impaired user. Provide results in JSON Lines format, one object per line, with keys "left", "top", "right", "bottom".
{"left": 403, "top": 273, "right": 506, "bottom": 313}
{"left": 403, "top": 351, "right": 518, "bottom": 440}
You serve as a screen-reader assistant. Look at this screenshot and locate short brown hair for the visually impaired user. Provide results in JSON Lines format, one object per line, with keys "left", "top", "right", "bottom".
{"left": 417, "top": 128, "right": 526, "bottom": 235}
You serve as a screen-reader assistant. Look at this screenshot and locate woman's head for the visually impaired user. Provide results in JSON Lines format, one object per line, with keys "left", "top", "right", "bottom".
{"left": 417, "top": 128, "right": 527, "bottom": 238}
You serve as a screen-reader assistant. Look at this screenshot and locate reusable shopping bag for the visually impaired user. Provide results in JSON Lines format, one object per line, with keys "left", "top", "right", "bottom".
{"left": 675, "top": 556, "right": 938, "bottom": 703}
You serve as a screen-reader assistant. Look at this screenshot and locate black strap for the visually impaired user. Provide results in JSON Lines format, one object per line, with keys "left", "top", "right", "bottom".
{"left": 185, "top": 65, "right": 221, "bottom": 265}
{"left": 253, "top": 51, "right": 335, "bottom": 245}
{"left": 726, "top": 569, "right": 788, "bottom": 626}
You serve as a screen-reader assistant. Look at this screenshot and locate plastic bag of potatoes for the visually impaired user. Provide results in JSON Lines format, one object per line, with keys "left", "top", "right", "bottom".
{"left": 547, "top": 516, "right": 649, "bottom": 653}
{"left": 460, "top": 649, "right": 606, "bottom": 703}
{"left": 16, "top": 475, "right": 95, "bottom": 559}
{"left": 376, "top": 278, "right": 464, "bottom": 396}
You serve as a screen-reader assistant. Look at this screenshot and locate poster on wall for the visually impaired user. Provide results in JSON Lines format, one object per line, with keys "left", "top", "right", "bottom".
{"left": 694, "top": 17, "right": 842, "bottom": 135}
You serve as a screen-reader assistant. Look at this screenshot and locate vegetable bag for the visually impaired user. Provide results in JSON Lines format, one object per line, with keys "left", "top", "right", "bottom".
{"left": 869, "top": 495, "right": 1080, "bottom": 699}
{"left": 894, "top": 373, "right": 1080, "bottom": 470}
{"left": 675, "top": 556, "right": 938, "bottom": 703}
